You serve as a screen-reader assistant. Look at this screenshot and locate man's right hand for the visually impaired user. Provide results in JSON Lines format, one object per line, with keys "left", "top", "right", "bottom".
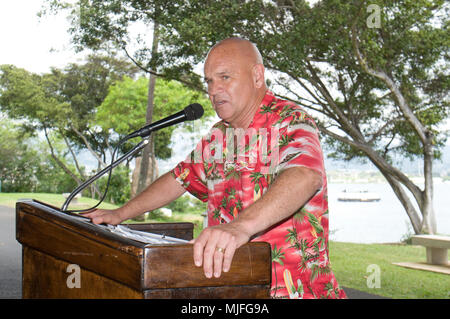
{"left": 81, "top": 208, "right": 124, "bottom": 225}
{"left": 79, "top": 172, "right": 186, "bottom": 226}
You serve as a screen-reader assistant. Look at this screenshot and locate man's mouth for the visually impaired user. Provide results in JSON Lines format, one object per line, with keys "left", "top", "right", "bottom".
{"left": 214, "top": 99, "right": 228, "bottom": 108}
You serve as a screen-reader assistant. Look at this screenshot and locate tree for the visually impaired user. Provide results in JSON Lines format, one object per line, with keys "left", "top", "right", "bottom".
{"left": 0, "top": 117, "right": 77, "bottom": 193}
{"left": 0, "top": 64, "right": 80, "bottom": 188}
{"left": 97, "top": 75, "right": 212, "bottom": 198}
{"left": 254, "top": 0, "right": 448, "bottom": 235}
{"left": 0, "top": 118, "right": 40, "bottom": 192}
{"left": 41, "top": 0, "right": 208, "bottom": 91}
{"left": 48, "top": 54, "right": 139, "bottom": 184}
{"left": 0, "top": 55, "right": 139, "bottom": 198}
{"left": 41, "top": 1, "right": 208, "bottom": 198}
{"left": 44, "top": 0, "right": 449, "bottom": 234}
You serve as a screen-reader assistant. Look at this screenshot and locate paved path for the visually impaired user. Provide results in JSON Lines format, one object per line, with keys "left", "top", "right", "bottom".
{"left": 0, "top": 204, "right": 386, "bottom": 299}
{"left": 0, "top": 205, "right": 21, "bottom": 298}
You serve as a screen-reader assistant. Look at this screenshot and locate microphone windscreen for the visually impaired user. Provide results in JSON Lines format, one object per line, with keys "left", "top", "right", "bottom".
{"left": 185, "top": 103, "right": 204, "bottom": 121}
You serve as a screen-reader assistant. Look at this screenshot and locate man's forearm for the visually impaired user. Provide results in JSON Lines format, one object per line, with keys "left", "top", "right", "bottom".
{"left": 118, "top": 171, "right": 186, "bottom": 220}
{"left": 232, "top": 166, "right": 323, "bottom": 237}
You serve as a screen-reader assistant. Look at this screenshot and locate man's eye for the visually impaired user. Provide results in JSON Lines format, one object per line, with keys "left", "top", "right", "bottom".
{"left": 222, "top": 75, "right": 229, "bottom": 80}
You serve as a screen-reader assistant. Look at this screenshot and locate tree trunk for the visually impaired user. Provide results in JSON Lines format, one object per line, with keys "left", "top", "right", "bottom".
{"left": 133, "top": 23, "right": 160, "bottom": 221}
{"left": 71, "top": 124, "right": 107, "bottom": 168}
{"left": 375, "top": 164, "right": 422, "bottom": 234}
{"left": 353, "top": 133, "right": 424, "bottom": 234}
{"left": 137, "top": 72, "right": 158, "bottom": 194}
{"left": 131, "top": 152, "right": 159, "bottom": 198}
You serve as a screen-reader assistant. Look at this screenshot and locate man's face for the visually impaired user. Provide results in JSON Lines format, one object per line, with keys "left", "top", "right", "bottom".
{"left": 204, "top": 47, "right": 257, "bottom": 126}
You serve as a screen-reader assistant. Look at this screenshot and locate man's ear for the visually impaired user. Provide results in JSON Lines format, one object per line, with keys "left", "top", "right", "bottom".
{"left": 252, "top": 64, "right": 265, "bottom": 89}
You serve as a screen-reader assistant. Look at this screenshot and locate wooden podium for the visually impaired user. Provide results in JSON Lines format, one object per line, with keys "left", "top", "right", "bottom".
{"left": 16, "top": 199, "right": 271, "bottom": 299}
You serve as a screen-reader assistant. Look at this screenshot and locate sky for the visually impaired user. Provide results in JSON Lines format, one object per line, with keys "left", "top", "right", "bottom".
{"left": 0, "top": 0, "right": 85, "bottom": 74}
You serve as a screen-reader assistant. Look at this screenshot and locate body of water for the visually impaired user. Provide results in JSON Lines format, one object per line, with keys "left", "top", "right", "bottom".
{"left": 328, "top": 181, "right": 450, "bottom": 243}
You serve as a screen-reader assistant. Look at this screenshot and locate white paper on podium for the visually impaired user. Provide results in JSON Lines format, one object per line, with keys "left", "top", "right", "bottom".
{"left": 63, "top": 211, "right": 188, "bottom": 244}
{"left": 106, "top": 224, "right": 189, "bottom": 244}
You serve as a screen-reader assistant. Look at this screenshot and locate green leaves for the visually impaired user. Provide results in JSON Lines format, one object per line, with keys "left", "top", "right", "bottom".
{"left": 0, "top": 65, "right": 55, "bottom": 127}
{"left": 97, "top": 76, "right": 211, "bottom": 159}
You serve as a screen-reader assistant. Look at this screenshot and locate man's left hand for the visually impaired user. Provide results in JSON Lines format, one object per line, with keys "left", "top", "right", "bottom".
{"left": 191, "top": 222, "right": 251, "bottom": 278}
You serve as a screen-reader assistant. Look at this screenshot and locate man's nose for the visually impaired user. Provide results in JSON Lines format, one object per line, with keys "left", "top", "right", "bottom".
{"left": 208, "top": 80, "right": 223, "bottom": 96}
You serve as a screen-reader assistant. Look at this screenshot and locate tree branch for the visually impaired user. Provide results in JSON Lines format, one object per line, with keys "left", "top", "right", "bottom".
{"left": 350, "top": 22, "right": 429, "bottom": 145}
{"left": 378, "top": 167, "right": 422, "bottom": 234}
{"left": 62, "top": 133, "right": 85, "bottom": 179}
{"left": 318, "top": 124, "right": 424, "bottom": 206}
{"left": 304, "top": 59, "right": 365, "bottom": 141}
{"left": 43, "top": 126, "right": 82, "bottom": 186}
{"left": 62, "top": 132, "right": 103, "bottom": 198}
{"left": 122, "top": 45, "right": 208, "bottom": 94}
{"left": 70, "top": 124, "right": 107, "bottom": 168}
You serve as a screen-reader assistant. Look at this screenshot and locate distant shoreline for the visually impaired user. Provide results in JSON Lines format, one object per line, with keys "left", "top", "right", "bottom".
{"left": 327, "top": 174, "right": 449, "bottom": 184}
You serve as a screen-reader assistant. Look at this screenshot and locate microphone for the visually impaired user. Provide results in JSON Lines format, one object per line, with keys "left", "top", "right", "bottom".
{"left": 127, "top": 103, "right": 204, "bottom": 139}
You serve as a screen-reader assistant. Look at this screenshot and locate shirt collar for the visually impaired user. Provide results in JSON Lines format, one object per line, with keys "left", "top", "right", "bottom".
{"left": 220, "top": 90, "right": 276, "bottom": 129}
{"left": 247, "top": 90, "right": 276, "bottom": 129}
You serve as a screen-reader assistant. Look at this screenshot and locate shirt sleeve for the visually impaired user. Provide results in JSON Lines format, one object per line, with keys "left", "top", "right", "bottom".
{"left": 274, "top": 107, "right": 325, "bottom": 177}
{"left": 171, "top": 138, "right": 209, "bottom": 202}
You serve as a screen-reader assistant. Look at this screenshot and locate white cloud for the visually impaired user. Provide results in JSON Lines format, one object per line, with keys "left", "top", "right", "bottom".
{"left": 0, "top": 0, "right": 85, "bottom": 74}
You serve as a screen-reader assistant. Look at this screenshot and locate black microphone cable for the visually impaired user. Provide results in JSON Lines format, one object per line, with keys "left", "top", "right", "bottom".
{"left": 62, "top": 134, "right": 132, "bottom": 214}
{"left": 62, "top": 103, "right": 204, "bottom": 215}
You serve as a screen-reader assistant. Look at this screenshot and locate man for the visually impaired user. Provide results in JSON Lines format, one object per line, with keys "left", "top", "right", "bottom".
{"left": 84, "top": 37, "right": 346, "bottom": 299}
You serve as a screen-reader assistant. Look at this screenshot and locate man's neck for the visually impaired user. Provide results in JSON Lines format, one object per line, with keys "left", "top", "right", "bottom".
{"left": 229, "top": 88, "right": 267, "bottom": 129}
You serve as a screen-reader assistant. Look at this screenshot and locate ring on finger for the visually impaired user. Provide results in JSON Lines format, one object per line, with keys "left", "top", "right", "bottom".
{"left": 215, "top": 247, "right": 225, "bottom": 253}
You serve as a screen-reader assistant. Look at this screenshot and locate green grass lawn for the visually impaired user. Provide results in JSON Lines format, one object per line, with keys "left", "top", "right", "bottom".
{"left": 329, "top": 241, "right": 450, "bottom": 299}
{"left": 0, "top": 192, "right": 119, "bottom": 210}
{"left": 2, "top": 192, "right": 449, "bottom": 299}
{"left": 140, "top": 210, "right": 204, "bottom": 238}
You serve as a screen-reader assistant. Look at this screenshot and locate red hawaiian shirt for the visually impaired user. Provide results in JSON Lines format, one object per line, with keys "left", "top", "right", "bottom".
{"left": 172, "top": 90, "right": 346, "bottom": 299}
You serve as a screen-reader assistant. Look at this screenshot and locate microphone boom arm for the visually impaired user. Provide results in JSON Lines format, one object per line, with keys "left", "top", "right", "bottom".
{"left": 61, "top": 138, "right": 150, "bottom": 212}
{"left": 61, "top": 103, "right": 204, "bottom": 212}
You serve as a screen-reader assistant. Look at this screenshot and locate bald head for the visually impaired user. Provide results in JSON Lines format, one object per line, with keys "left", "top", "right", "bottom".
{"left": 207, "top": 37, "right": 264, "bottom": 66}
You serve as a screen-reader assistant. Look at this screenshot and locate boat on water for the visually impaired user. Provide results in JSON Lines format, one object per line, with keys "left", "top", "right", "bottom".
{"left": 337, "top": 190, "right": 381, "bottom": 202}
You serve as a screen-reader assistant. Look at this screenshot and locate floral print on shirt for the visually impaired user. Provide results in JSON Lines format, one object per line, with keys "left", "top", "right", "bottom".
{"left": 172, "top": 91, "right": 346, "bottom": 299}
